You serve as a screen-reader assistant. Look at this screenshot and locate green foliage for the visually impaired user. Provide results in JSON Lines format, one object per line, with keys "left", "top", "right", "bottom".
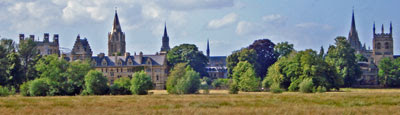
{"left": 130, "top": 71, "right": 153, "bottom": 95}
{"left": 20, "top": 81, "right": 31, "bottom": 96}
{"left": 265, "top": 49, "right": 342, "bottom": 93}
{"left": 233, "top": 61, "right": 260, "bottom": 92}
{"left": 378, "top": 58, "right": 400, "bottom": 87}
{"left": 248, "top": 39, "right": 279, "bottom": 79}
{"left": 212, "top": 78, "right": 230, "bottom": 89}
{"left": 270, "top": 84, "right": 283, "bottom": 93}
{"left": 299, "top": 78, "right": 314, "bottom": 93}
{"left": 325, "top": 36, "right": 361, "bottom": 87}
{"left": 0, "top": 86, "right": 11, "bottom": 97}
{"left": 167, "top": 44, "right": 208, "bottom": 77}
{"left": 18, "top": 38, "right": 40, "bottom": 82}
{"left": 166, "top": 63, "right": 201, "bottom": 94}
{"left": 201, "top": 81, "right": 209, "bottom": 94}
{"left": 110, "top": 77, "right": 132, "bottom": 95}
{"left": 316, "top": 86, "right": 327, "bottom": 93}
{"left": 66, "top": 60, "right": 92, "bottom": 95}
{"left": 0, "top": 39, "right": 23, "bottom": 89}
{"left": 83, "top": 70, "right": 109, "bottom": 95}
{"left": 29, "top": 78, "right": 50, "bottom": 96}
{"left": 227, "top": 48, "right": 258, "bottom": 78}
{"left": 355, "top": 54, "right": 368, "bottom": 62}
{"left": 229, "top": 83, "right": 239, "bottom": 94}
{"left": 275, "top": 41, "right": 294, "bottom": 58}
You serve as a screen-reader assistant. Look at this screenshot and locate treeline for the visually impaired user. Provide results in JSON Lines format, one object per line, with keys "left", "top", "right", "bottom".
{"left": 225, "top": 37, "right": 362, "bottom": 93}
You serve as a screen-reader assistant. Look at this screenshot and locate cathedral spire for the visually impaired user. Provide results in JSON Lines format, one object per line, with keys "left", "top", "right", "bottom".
{"left": 160, "top": 22, "right": 170, "bottom": 52}
{"left": 350, "top": 9, "right": 357, "bottom": 35}
{"left": 206, "top": 39, "right": 210, "bottom": 58}
{"left": 112, "top": 9, "right": 122, "bottom": 32}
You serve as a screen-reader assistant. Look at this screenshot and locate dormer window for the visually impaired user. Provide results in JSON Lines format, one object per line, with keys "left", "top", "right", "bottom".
{"left": 102, "top": 59, "right": 107, "bottom": 66}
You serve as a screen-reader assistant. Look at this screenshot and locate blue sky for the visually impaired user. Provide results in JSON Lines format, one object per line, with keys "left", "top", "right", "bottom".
{"left": 0, "top": 0, "right": 399, "bottom": 56}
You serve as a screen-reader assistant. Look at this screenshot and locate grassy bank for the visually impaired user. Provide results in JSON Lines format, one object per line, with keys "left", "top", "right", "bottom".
{"left": 1, "top": 89, "right": 400, "bottom": 114}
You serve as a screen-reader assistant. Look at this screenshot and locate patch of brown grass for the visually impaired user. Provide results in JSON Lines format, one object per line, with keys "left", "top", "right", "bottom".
{"left": 1, "top": 89, "right": 400, "bottom": 114}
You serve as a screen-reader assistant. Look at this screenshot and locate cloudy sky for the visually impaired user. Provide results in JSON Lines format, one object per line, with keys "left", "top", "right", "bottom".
{"left": 0, "top": 0, "right": 399, "bottom": 56}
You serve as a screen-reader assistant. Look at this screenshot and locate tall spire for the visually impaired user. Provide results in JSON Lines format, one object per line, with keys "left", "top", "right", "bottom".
{"left": 112, "top": 9, "right": 122, "bottom": 32}
{"left": 163, "top": 22, "right": 168, "bottom": 37}
{"left": 160, "top": 22, "right": 170, "bottom": 52}
{"left": 350, "top": 9, "right": 357, "bottom": 35}
{"left": 206, "top": 39, "right": 210, "bottom": 58}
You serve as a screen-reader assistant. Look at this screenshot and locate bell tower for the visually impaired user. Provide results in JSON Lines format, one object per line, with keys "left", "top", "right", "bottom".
{"left": 108, "top": 9, "right": 126, "bottom": 56}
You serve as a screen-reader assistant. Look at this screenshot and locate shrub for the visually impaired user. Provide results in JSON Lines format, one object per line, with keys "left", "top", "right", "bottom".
{"left": 229, "top": 83, "right": 239, "bottom": 94}
{"left": 29, "top": 78, "right": 50, "bottom": 96}
{"left": 299, "top": 78, "right": 314, "bottom": 93}
{"left": 233, "top": 61, "right": 260, "bottom": 92}
{"left": 270, "top": 84, "right": 283, "bottom": 93}
{"left": 0, "top": 86, "right": 10, "bottom": 97}
{"left": 167, "top": 63, "right": 201, "bottom": 94}
{"left": 201, "top": 81, "right": 209, "bottom": 94}
{"left": 212, "top": 78, "right": 230, "bottom": 89}
{"left": 82, "top": 70, "right": 109, "bottom": 95}
{"left": 20, "top": 81, "right": 32, "bottom": 96}
{"left": 130, "top": 71, "right": 153, "bottom": 95}
{"left": 316, "top": 86, "right": 327, "bottom": 93}
{"left": 110, "top": 77, "right": 131, "bottom": 95}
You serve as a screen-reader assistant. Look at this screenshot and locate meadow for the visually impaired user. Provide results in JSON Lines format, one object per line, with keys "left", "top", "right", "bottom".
{"left": 1, "top": 89, "right": 400, "bottom": 115}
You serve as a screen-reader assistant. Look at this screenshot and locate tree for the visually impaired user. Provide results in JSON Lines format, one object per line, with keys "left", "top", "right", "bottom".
{"left": 110, "top": 77, "right": 132, "bottom": 95}
{"left": 167, "top": 44, "right": 208, "bottom": 77}
{"left": 275, "top": 41, "right": 294, "bottom": 58}
{"left": 66, "top": 60, "right": 92, "bottom": 94}
{"left": 18, "top": 38, "right": 40, "bottom": 82}
{"left": 232, "top": 61, "right": 260, "bottom": 92}
{"left": 166, "top": 63, "right": 201, "bottom": 94}
{"left": 130, "top": 71, "right": 153, "bottom": 95}
{"left": 29, "top": 78, "right": 50, "bottom": 96}
{"left": 355, "top": 54, "right": 368, "bottom": 62}
{"left": 264, "top": 49, "right": 342, "bottom": 92}
{"left": 319, "top": 46, "right": 324, "bottom": 58}
{"left": 0, "top": 39, "right": 23, "bottom": 88}
{"left": 378, "top": 58, "right": 400, "bottom": 87}
{"left": 83, "top": 70, "right": 109, "bottom": 95}
{"left": 226, "top": 48, "right": 257, "bottom": 78}
{"left": 325, "top": 36, "right": 361, "bottom": 87}
{"left": 248, "top": 39, "right": 278, "bottom": 78}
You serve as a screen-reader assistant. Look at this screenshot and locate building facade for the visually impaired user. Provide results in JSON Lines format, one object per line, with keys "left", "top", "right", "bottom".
{"left": 69, "top": 35, "right": 93, "bottom": 61}
{"left": 205, "top": 40, "right": 228, "bottom": 79}
{"left": 19, "top": 33, "right": 60, "bottom": 56}
{"left": 348, "top": 11, "right": 395, "bottom": 86}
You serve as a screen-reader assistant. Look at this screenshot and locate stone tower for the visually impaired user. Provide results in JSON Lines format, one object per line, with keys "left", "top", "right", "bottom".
{"left": 372, "top": 22, "right": 393, "bottom": 65}
{"left": 348, "top": 10, "right": 364, "bottom": 53}
{"left": 206, "top": 39, "right": 210, "bottom": 58}
{"left": 160, "top": 23, "right": 170, "bottom": 54}
{"left": 108, "top": 10, "right": 126, "bottom": 56}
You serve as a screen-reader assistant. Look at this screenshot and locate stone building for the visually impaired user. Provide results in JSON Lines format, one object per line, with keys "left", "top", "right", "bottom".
{"left": 348, "top": 10, "right": 395, "bottom": 86}
{"left": 89, "top": 10, "right": 169, "bottom": 89}
{"left": 19, "top": 33, "right": 60, "bottom": 56}
{"left": 69, "top": 35, "right": 93, "bottom": 61}
{"left": 205, "top": 39, "right": 228, "bottom": 79}
{"left": 108, "top": 10, "right": 126, "bottom": 56}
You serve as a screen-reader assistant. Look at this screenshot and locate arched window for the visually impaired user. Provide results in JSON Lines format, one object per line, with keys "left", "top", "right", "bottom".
{"left": 156, "top": 75, "right": 159, "bottom": 81}
{"left": 377, "top": 43, "right": 381, "bottom": 49}
{"left": 385, "top": 42, "right": 389, "bottom": 49}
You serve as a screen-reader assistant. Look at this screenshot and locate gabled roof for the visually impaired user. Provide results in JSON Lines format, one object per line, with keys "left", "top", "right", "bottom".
{"left": 91, "top": 54, "right": 166, "bottom": 66}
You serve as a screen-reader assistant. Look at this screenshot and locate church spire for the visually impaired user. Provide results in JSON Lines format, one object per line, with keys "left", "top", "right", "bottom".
{"left": 206, "top": 39, "right": 210, "bottom": 58}
{"left": 160, "top": 22, "right": 170, "bottom": 52}
{"left": 112, "top": 9, "right": 122, "bottom": 32}
{"left": 350, "top": 9, "right": 357, "bottom": 35}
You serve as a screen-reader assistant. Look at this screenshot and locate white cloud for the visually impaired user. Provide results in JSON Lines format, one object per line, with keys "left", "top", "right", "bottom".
{"left": 207, "top": 13, "right": 237, "bottom": 29}
{"left": 236, "top": 14, "right": 287, "bottom": 36}
{"left": 236, "top": 21, "right": 265, "bottom": 36}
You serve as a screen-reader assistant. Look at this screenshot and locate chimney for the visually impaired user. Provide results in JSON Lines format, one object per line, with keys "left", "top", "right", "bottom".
{"left": 19, "top": 34, "right": 25, "bottom": 41}
{"left": 53, "top": 34, "right": 59, "bottom": 44}
{"left": 138, "top": 51, "right": 143, "bottom": 64}
{"left": 29, "top": 35, "right": 35, "bottom": 40}
{"left": 125, "top": 52, "right": 130, "bottom": 58}
{"left": 98, "top": 53, "right": 105, "bottom": 58}
{"left": 44, "top": 33, "right": 49, "bottom": 42}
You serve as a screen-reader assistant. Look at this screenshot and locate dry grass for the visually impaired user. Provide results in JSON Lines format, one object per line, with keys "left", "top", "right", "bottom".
{"left": 1, "top": 89, "right": 400, "bottom": 115}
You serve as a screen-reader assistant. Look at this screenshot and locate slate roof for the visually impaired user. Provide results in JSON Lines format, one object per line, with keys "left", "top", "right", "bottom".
{"left": 208, "top": 56, "right": 227, "bottom": 67}
{"left": 91, "top": 54, "right": 166, "bottom": 66}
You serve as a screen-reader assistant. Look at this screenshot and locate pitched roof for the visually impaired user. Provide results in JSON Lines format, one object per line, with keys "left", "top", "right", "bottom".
{"left": 91, "top": 54, "right": 166, "bottom": 66}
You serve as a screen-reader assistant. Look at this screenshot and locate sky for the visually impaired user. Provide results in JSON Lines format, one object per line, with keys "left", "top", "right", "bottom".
{"left": 0, "top": 0, "right": 399, "bottom": 56}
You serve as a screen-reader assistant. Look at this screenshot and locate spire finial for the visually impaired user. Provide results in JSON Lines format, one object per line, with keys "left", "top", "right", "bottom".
{"left": 163, "top": 22, "right": 168, "bottom": 37}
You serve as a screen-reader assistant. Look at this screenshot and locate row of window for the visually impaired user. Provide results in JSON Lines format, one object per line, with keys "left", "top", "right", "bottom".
{"left": 376, "top": 42, "right": 392, "bottom": 49}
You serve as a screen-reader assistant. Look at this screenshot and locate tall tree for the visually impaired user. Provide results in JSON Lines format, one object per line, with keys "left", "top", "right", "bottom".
{"left": 275, "top": 41, "right": 294, "bottom": 58}
{"left": 248, "top": 39, "right": 278, "bottom": 78}
{"left": 232, "top": 61, "right": 260, "bottom": 92}
{"left": 378, "top": 58, "right": 400, "bottom": 87}
{"left": 167, "top": 44, "right": 208, "bottom": 77}
{"left": 226, "top": 48, "right": 257, "bottom": 78}
{"left": 18, "top": 38, "right": 40, "bottom": 82}
{"left": 325, "top": 36, "right": 361, "bottom": 87}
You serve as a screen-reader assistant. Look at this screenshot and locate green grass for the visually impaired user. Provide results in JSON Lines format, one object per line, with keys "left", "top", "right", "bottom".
{"left": 1, "top": 89, "right": 400, "bottom": 114}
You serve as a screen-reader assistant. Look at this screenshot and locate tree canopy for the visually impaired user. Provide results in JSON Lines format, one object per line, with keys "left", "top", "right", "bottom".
{"left": 167, "top": 44, "right": 208, "bottom": 77}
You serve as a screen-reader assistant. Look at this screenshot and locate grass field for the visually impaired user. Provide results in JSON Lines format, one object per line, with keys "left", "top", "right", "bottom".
{"left": 1, "top": 88, "right": 400, "bottom": 114}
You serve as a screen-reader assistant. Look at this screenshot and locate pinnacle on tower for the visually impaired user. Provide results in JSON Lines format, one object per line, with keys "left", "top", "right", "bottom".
{"left": 390, "top": 21, "right": 393, "bottom": 34}
{"left": 206, "top": 39, "right": 210, "bottom": 58}
{"left": 350, "top": 10, "right": 357, "bottom": 34}
{"left": 112, "top": 9, "right": 122, "bottom": 32}
{"left": 373, "top": 22, "right": 376, "bottom": 34}
{"left": 382, "top": 24, "right": 384, "bottom": 33}
{"left": 163, "top": 22, "right": 168, "bottom": 37}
